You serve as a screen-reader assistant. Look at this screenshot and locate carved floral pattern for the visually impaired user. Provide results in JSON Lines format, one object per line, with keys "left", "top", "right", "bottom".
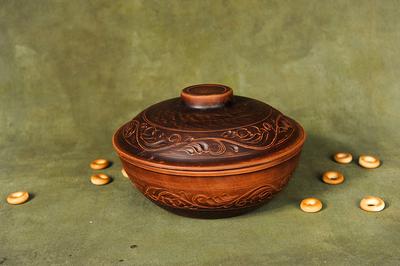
{"left": 122, "top": 111, "right": 294, "bottom": 156}
{"left": 133, "top": 174, "right": 291, "bottom": 210}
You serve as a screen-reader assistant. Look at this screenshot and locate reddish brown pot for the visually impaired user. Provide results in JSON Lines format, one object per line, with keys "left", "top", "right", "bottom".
{"left": 113, "top": 84, "right": 306, "bottom": 218}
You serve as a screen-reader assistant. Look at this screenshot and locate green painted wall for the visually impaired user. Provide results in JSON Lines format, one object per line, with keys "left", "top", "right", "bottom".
{"left": 1, "top": 1, "right": 399, "bottom": 265}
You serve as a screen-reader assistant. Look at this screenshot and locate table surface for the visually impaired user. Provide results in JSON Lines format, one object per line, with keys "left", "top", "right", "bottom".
{"left": 1, "top": 1, "right": 399, "bottom": 265}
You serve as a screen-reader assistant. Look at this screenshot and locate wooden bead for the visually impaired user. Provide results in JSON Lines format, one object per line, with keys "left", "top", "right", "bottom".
{"left": 360, "top": 196, "right": 385, "bottom": 212}
{"left": 359, "top": 155, "right": 380, "bottom": 169}
{"left": 322, "top": 171, "right": 344, "bottom": 185}
{"left": 121, "top": 168, "right": 128, "bottom": 178}
{"left": 7, "top": 191, "right": 29, "bottom": 205}
{"left": 300, "top": 198, "right": 323, "bottom": 213}
{"left": 333, "top": 152, "right": 352, "bottom": 164}
{"left": 90, "top": 174, "right": 111, "bottom": 185}
{"left": 90, "top": 159, "right": 110, "bottom": 170}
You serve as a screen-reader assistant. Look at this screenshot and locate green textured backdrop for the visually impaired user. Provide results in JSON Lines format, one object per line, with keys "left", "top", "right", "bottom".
{"left": 1, "top": 1, "right": 399, "bottom": 265}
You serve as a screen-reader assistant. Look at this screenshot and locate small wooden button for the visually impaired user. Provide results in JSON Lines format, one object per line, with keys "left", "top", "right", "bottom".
{"left": 359, "top": 155, "right": 380, "bottom": 169}
{"left": 300, "top": 198, "right": 323, "bottom": 213}
{"left": 360, "top": 196, "right": 385, "bottom": 212}
{"left": 7, "top": 191, "right": 29, "bottom": 205}
{"left": 121, "top": 168, "right": 128, "bottom": 178}
{"left": 333, "top": 152, "right": 353, "bottom": 164}
{"left": 322, "top": 171, "right": 344, "bottom": 185}
{"left": 90, "top": 159, "right": 110, "bottom": 170}
{"left": 90, "top": 174, "right": 111, "bottom": 185}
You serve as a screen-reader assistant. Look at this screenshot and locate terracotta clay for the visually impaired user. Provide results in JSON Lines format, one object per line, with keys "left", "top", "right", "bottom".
{"left": 113, "top": 84, "right": 306, "bottom": 218}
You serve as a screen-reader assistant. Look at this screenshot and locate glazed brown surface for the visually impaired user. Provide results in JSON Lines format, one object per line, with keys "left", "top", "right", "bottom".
{"left": 113, "top": 85, "right": 304, "bottom": 168}
{"left": 113, "top": 84, "right": 306, "bottom": 218}
{"left": 121, "top": 153, "right": 301, "bottom": 218}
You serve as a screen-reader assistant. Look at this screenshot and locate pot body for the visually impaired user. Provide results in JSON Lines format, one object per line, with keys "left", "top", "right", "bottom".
{"left": 113, "top": 84, "right": 306, "bottom": 218}
{"left": 120, "top": 151, "right": 302, "bottom": 218}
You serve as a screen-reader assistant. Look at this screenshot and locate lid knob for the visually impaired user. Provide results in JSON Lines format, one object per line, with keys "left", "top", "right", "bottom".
{"left": 181, "top": 84, "right": 233, "bottom": 109}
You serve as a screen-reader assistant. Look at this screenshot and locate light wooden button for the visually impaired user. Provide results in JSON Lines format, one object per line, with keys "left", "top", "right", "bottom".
{"left": 90, "top": 159, "right": 110, "bottom": 170}
{"left": 322, "top": 171, "right": 344, "bottom": 185}
{"left": 90, "top": 174, "right": 111, "bottom": 185}
{"left": 334, "top": 152, "right": 353, "bottom": 164}
{"left": 360, "top": 196, "right": 385, "bottom": 212}
{"left": 7, "top": 191, "right": 30, "bottom": 205}
{"left": 300, "top": 198, "right": 323, "bottom": 213}
{"left": 359, "top": 155, "right": 380, "bottom": 169}
{"left": 121, "top": 168, "right": 128, "bottom": 178}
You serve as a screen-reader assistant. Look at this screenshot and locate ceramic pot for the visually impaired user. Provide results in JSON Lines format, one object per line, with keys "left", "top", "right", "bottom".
{"left": 113, "top": 84, "right": 306, "bottom": 218}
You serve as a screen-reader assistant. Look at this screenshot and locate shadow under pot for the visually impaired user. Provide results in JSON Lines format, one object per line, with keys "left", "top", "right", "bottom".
{"left": 112, "top": 84, "right": 306, "bottom": 218}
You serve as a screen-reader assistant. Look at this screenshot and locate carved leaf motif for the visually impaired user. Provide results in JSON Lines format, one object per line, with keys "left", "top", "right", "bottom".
{"left": 135, "top": 175, "right": 291, "bottom": 210}
{"left": 182, "top": 141, "right": 209, "bottom": 155}
{"left": 122, "top": 112, "right": 294, "bottom": 156}
{"left": 221, "top": 118, "right": 278, "bottom": 146}
{"left": 123, "top": 121, "right": 182, "bottom": 151}
{"left": 123, "top": 120, "right": 139, "bottom": 138}
{"left": 179, "top": 140, "right": 226, "bottom": 156}
{"left": 230, "top": 145, "right": 239, "bottom": 153}
{"left": 192, "top": 193, "right": 239, "bottom": 208}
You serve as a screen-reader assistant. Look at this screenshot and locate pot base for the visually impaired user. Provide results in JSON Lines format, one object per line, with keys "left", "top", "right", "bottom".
{"left": 154, "top": 201, "right": 264, "bottom": 219}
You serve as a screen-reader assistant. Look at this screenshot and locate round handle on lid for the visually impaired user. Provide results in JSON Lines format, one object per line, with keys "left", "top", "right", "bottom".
{"left": 181, "top": 84, "right": 233, "bottom": 109}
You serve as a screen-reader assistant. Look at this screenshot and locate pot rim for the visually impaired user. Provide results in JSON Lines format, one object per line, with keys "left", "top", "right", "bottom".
{"left": 112, "top": 123, "right": 306, "bottom": 177}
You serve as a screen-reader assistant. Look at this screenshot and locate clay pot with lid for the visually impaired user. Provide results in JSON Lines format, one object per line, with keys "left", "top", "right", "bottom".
{"left": 113, "top": 84, "right": 306, "bottom": 218}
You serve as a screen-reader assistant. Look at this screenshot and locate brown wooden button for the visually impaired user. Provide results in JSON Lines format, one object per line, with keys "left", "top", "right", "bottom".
{"left": 322, "top": 171, "right": 344, "bottom": 185}
{"left": 360, "top": 196, "right": 385, "bottom": 212}
{"left": 90, "top": 174, "right": 111, "bottom": 185}
{"left": 300, "top": 198, "right": 323, "bottom": 213}
{"left": 121, "top": 168, "right": 128, "bottom": 178}
{"left": 7, "top": 191, "right": 30, "bottom": 205}
{"left": 333, "top": 152, "right": 353, "bottom": 164}
{"left": 359, "top": 155, "right": 380, "bottom": 169}
{"left": 90, "top": 159, "right": 110, "bottom": 170}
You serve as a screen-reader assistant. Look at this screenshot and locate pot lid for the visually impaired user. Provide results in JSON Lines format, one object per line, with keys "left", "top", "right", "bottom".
{"left": 113, "top": 84, "right": 305, "bottom": 173}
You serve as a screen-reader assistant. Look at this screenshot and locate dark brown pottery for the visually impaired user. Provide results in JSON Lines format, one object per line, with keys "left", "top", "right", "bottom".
{"left": 113, "top": 84, "right": 306, "bottom": 218}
